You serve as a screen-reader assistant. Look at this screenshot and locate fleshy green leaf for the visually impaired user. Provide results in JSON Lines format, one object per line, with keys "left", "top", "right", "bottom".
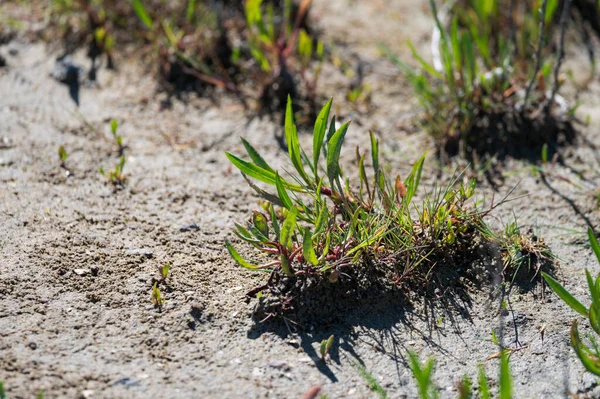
{"left": 280, "top": 252, "right": 294, "bottom": 276}
{"left": 542, "top": 272, "right": 588, "bottom": 317}
{"left": 252, "top": 211, "right": 270, "bottom": 239}
{"left": 303, "top": 229, "right": 319, "bottom": 266}
{"left": 280, "top": 206, "right": 298, "bottom": 251}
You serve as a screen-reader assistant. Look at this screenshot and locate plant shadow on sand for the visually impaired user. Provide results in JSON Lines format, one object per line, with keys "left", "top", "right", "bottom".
{"left": 245, "top": 240, "right": 556, "bottom": 382}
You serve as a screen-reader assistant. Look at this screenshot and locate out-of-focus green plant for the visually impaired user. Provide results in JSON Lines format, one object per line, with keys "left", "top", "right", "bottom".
{"left": 385, "top": 0, "right": 573, "bottom": 160}
{"left": 244, "top": 0, "right": 324, "bottom": 113}
{"left": 542, "top": 227, "right": 600, "bottom": 376}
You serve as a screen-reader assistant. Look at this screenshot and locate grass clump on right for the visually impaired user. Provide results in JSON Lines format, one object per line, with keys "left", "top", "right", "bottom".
{"left": 543, "top": 228, "right": 600, "bottom": 379}
{"left": 225, "top": 97, "right": 554, "bottom": 323}
{"left": 386, "top": 0, "right": 579, "bottom": 162}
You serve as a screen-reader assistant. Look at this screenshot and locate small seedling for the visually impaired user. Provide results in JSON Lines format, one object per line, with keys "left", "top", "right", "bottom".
{"left": 542, "top": 227, "right": 600, "bottom": 377}
{"left": 58, "top": 145, "right": 68, "bottom": 168}
{"left": 100, "top": 156, "right": 126, "bottom": 185}
{"left": 319, "top": 334, "right": 334, "bottom": 362}
{"left": 0, "top": 381, "right": 6, "bottom": 399}
{"left": 151, "top": 282, "right": 164, "bottom": 308}
{"left": 158, "top": 262, "right": 170, "bottom": 281}
{"left": 110, "top": 119, "right": 123, "bottom": 153}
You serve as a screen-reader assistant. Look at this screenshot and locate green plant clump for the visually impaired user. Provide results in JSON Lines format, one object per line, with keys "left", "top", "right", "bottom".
{"left": 387, "top": 0, "right": 577, "bottom": 161}
{"left": 542, "top": 227, "right": 600, "bottom": 377}
{"left": 225, "top": 97, "right": 551, "bottom": 321}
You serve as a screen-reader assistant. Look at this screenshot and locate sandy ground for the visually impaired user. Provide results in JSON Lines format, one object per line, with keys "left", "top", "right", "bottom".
{"left": 3, "top": 0, "right": 600, "bottom": 398}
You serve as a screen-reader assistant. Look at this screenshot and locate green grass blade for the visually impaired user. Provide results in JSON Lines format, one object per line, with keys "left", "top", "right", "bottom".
{"left": 355, "top": 363, "right": 388, "bottom": 399}
{"left": 450, "top": 17, "right": 462, "bottom": 72}
{"left": 285, "top": 96, "right": 310, "bottom": 185}
{"left": 313, "top": 98, "right": 333, "bottom": 174}
{"left": 370, "top": 131, "right": 379, "bottom": 176}
{"left": 408, "top": 351, "right": 435, "bottom": 399}
{"left": 225, "top": 241, "right": 263, "bottom": 270}
{"left": 325, "top": 115, "right": 336, "bottom": 145}
{"left": 225, "top": 152, "right": 303, "bottom": 192}
{"left": 590, "top": 303, "right": 600, "bottom": 336}
{"left": 588, "top": 227, "right": 600, "bottom": 264}
{"left": 542, "top": 272, "right": 588, "bottom": 317}
{"left": 241, "top": 138, "right": 275, "bottom": 173}
{"left": 326, "top": 122, "right": 350, "bottom": 187}
{"left": 275, "top": 173, "right": 293, "bottom": 210}
{"left": 132, "top": 0, "right": 153, "bottom": 29}
{"left": 587, "top": 269, "right": 599, "bottom": 305}
{"left": 477, "top": 364, "right": 490, "bottom": 399}
{"left": 404, "top": 153, "right": 426, "bottom": 206}
{"left": 186, "top": 0, "right": 197, "bottom": 23}
{"left": 499, "top": 351, "right": 512, "bottom": 399}
{"left": 408, "top": 41, "right": 443, "bottom": 78}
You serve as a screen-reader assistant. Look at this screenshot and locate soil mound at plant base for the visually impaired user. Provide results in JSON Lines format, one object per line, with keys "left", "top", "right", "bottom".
{"left": 250, "top": 236, "right": 492, "bottom": 326}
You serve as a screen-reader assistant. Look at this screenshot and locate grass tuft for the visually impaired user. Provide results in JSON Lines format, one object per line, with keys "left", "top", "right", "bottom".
{"left": 225, "top": 97, "right": 555, "bottom": 322}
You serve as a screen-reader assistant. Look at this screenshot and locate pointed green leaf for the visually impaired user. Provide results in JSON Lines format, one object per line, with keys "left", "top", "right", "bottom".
{"left": 313, "top": 98, "right": 333, "bottom": 173}
{"left": 408, "top": 41, "right": 442, "bottom": 78}
{"left": 589, "top": 227, "right": 600, "bottom": 264}
{"left": 284, "top": 96, "right": 310, "bottom": 184}
{"left": 275, "top": 173, "right": 293, "bottom": 210}
{"left": 587, "top": 269, "right": 599, "bottom": 305}
{"left": 370, "top": 131, "right": 379, "bottom": 176}
{"left": 326, "top": 116, "right": 336, "bottom": 145}
{"left": 326, "top": 122, "right": 350, "bottom": 186}
{"left": 132, "top": 0, "right": 154, "bottom": 29}
{"left": 225, "top": 152, "right": 303, "bottom": 191}
{"left": 542, "top": 272, "right": 588, "bottom": 317}
{"left": 241, "top": 138, "right": 275, "bottom": 173}
{"left": 225, "top": 240, "right": 263, "bottom": 270}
